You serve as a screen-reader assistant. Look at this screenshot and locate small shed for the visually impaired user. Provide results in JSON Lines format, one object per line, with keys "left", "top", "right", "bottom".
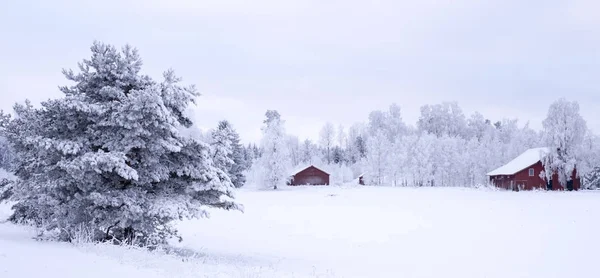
{"left": 289, "top": 165, "right": 330, "bottom": 186}
{"left": 487, "top": 147, "right": 580, "bottom": 191}
{"left": 358, "top": 173, "right": 365, "bottom": 185}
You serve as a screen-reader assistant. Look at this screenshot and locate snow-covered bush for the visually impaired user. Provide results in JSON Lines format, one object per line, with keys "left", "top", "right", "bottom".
{"left": 1, "top": 41, "right": 240, "bottom": 245}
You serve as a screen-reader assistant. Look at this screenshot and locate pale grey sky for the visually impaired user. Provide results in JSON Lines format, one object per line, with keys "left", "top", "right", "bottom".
{"left": 1, "top": 0, "right": 599, "bottom": 143}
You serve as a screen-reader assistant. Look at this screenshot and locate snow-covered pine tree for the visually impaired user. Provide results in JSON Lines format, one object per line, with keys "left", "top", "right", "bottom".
{"left": 332, "top": 146, "right": 344, "bottom": 164}
{"left": 1, "top": 42, "right": 240, "bottom": 245}
{"left": 0, "top": 113, "right": 15, "bottom": 200}
{"left": 210, "top": 120, "right": 247, "bottom": 188}
{"left": 252, "top": 143, "right": 262, "bottom": 159}
{"left": 227, "top": 124, "right": 248, "bottom": 188}
{"left": 584, "top": 167, "right": 600, "bottom": 189}
{"left": 210, "top": 121, "right": 234, "bottom": 181}
{"left": 259, "top": 110, "right": 290, "bottom": 189}
{"left": 0, "top": 113, "right": 13, "bottom": 170}
{"left": 243, "top": 144, "right": 254, "bottom": 165}
{"left": 0, "top": 135, "right": 13, "bottom": 170}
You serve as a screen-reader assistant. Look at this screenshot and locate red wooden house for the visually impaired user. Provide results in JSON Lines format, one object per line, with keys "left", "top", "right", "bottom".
{"left": 288, "top": 165, "right": 330, "bottom": 186}
{"left": 487, "top": 148, "right": 580, "bottom": 191}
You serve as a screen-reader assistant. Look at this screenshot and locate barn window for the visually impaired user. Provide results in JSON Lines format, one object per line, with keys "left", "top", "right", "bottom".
{"left": 529, "top": 168, "right": 534, "bottom": 176}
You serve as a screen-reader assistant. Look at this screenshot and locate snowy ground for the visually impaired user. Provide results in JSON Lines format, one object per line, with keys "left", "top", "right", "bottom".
{"left": 2, "top": 186, "right": 599, "bottom": 277}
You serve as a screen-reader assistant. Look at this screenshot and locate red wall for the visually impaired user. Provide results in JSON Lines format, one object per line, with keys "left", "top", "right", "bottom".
{"left": 290, "top": 166, "right": 330, "bottom": 186}
{"left": 490, "top": 175, "right": 515, "bottom": 190}
{"left": 513, "top": 161, "right": 546, "bottom": 190}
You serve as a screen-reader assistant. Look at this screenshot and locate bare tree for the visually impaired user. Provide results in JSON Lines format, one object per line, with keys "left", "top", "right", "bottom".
{"left": 319, "top": 122, "right": 335, "bottom": 164}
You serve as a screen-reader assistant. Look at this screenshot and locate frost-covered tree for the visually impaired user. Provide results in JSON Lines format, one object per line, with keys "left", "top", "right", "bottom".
{"left": 579, "top": 133, "right": 600, "bottom": 189}
{"left": 286, "top": 135, "right": 301, "bottom": 167}
{"left": 0, "top": 113, "right": 13, "bottom": 170}
{"left": 368, "top": 104, "right": 407, "bottom": 142}
{"left": 407, "top": 133, "right": 435, "bottom": 186}
{"left": 541, "top": 98, "right": 587, "bottom": 188}
{"left": 210, "top": 120, "right": 247, "bottom": 188}
{"left": 385, "top": 103, "right": 407, "bottom": 141}
{"left": 364, "top": 132, "right": 391, "bottom": 185}
{"left": 388, "top": 140, "right": 407, "bottom": 186}
{"left": 0, "top": 136, "right": 13, "bottom": 170}
{"left": 320, "top": 122, "right": 335, "bottom": 164}
{"left": 336, "top": 124, "right": 345, "bottom": 146}
{"left": 332, "top": 146, "right": 345, "bottom": 164}
{"left": 467, "top": 112, "right": 492, "bottom": 141}
{"left": 210, "top": 123, "right": 234, "bottom": 174}
{"left": 244, "top": 143, "right": 261, "bottom": 163}
{"left": 259, "top": 110, "right": 290, "bottom": 189}
{"left": 346, "top": 124, "right": 366, "bottom": 164}
{"left": 417, "top": 102, "right": 467, "bottom": 138}
{"left": 301, "top": 139, "right": 321, "bottom": 164}
{"left": 1, "top": 42, "right": 239, "bottom": 245}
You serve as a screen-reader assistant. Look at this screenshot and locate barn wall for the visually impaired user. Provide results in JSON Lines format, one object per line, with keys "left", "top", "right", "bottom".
{"left": 291, "top": 166, "right": 330, "bottom": 186}
{"left": 513, "top": 162, "right": 546, "bottom": 190}
{"left": 490, "top": 175, "right": 515, "bottom": 190}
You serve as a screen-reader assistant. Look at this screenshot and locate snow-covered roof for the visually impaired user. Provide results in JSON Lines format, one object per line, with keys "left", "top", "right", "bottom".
{"left": 289, "top": 164, "right": 328, "bottom": 176}
{"left": 486, "top": 147, "right": 549, "bottom": 176}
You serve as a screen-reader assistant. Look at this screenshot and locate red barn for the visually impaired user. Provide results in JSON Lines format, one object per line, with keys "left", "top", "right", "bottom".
{"left": 487, "top": 148, "right": 580, "bottom": 191}
{"left": 289, "top": 165, "right": 330, "bottom": 186}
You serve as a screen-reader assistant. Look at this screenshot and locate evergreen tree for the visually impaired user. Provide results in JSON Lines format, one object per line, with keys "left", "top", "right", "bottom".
{"left": 210, "top": 120, "right": 247, "bottom": 188}
{"left": 332, "top": 146, "right": 344, "bottom": 164}
{"left": 243, "top": 144, "right": 254, "bottom": 163}
{"left": 0, "top": 113, "right": 13, "bottom": 170}
{"left": 1, "top": 42, "right": 239, "bottom": 245}
{"left": 0, "top": 136, "right": 13, "bottom": 170}
{"left": 252, "top": 143, "right": 261, "bottom": 159}
{"left": 354, "top": 135, "right": 367, "bottom": 159}
{"left": 584, "top": 167, "right": 600, "bottom": 189}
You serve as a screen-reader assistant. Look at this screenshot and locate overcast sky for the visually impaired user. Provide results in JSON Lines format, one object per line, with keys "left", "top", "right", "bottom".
{"left": 1, "top": 0, "right": 599, "bottom": 143}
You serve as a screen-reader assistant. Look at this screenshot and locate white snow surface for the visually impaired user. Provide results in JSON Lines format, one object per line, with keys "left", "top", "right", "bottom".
{"left": 487, "top": 147, "right": 549, "bottom": 176}
{"left": 0, "top": 168, "right": 15, "bottom": 180}
{"left": 2, "top": 186, "right": 599, "bottom": 277}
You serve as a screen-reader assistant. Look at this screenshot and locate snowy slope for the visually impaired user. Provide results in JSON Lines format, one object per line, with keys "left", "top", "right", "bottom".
{"left": 2, "top": 186, "right": 599, "bottom": 278}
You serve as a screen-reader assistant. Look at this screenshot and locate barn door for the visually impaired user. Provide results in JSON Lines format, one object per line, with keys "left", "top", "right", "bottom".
{"left": 546, "top": 179, "right": 553, "bottom": 191}
{"left": 566, "top": 180, "right": 574, "bottom": 191}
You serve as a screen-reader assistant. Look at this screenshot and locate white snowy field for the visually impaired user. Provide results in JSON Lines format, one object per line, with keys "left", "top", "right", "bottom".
{"left": 2, "top": 186, "right": 599, "bottom": 278}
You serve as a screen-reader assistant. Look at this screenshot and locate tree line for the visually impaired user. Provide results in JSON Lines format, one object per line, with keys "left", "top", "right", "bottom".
{"left": 248, "top": 101, "right": 600, "bottom": 189}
